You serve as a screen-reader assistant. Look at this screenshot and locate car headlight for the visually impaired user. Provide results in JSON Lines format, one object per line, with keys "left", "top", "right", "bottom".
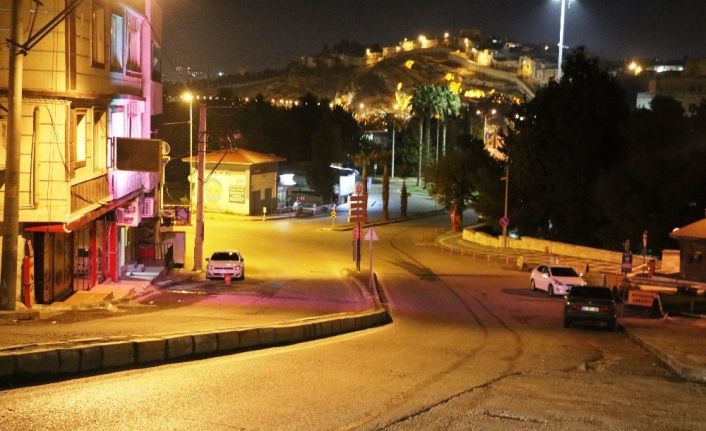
{"left": 553, "top": 280, "right": 564, "bottom": 286}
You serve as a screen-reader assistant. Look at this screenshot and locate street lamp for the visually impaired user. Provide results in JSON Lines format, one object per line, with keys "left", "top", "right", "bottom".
{"left": 181, "top": 92, "right": 194, "bottom": 208}
{"left": 476, "top": 108, "right": 497, "bottom": 147}
{"left": 556, "top": 0, "right": 574, "bottom": 81}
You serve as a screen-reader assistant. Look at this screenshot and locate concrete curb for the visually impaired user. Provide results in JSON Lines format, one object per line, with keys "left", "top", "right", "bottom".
{"left": 332, "top": 210, "right": 445, "bottom": 232}
{"left": 0, "top": 308, "right": 391, "bottom": 386}
{"left": 623, "top": 326, "right": 706, "bottom": 383}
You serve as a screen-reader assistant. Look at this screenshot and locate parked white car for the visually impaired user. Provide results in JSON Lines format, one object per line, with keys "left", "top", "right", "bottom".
{"left": 206, "top": 250, "right": 244, "bottom": 280}
{"left": 530, "top": 265, "right": 585, "bottom": 296}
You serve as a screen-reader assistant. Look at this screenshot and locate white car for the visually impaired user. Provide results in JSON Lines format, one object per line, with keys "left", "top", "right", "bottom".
{"left": 206, "top": 250, "right": 244, "bottom": 280}
{"left": 530, "top": 265, "right": 585, "bottom": 296}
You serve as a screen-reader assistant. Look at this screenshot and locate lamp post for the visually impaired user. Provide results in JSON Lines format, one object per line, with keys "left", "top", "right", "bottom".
{"left": 502, "top": 161, "right": 509, "bottom": 248}
{"left": 181, "top": 92, "right": 194, "bottom": 209}
{"left": 556, "top": 0, "right": 573, "bottom": 81}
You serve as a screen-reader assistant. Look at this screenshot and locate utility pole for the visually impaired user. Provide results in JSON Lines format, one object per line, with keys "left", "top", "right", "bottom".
{"left": 1, "top": 0, "right": 24, "bottom": 311}
{"left": 192, "top": 103, "right": 207, "bottom": 271}
{"left": 502, "top": 161, "right": 509, "bottom": 248}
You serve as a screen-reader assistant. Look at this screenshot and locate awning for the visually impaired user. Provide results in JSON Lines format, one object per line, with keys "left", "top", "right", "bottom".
{"left": 24, "top": 224, "right": 72, "bottom": 233}
{"left": 23, "top": 189, "right": 143, "bottom": 234}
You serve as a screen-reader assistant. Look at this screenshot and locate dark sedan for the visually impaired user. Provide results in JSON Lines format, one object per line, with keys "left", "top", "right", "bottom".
{"left": 563, "top": 285, "right": 618, "bottom": 331}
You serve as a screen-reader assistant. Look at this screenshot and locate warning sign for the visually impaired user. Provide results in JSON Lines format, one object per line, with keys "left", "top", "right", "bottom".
{"left": 627, "top": 290, "right": 658, "bottom": 307}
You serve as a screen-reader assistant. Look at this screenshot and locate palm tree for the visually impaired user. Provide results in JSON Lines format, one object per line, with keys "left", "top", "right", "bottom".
{"left": 438, "top": 86, "right": 461, "bottom": 156}
{"left": 411, "top": 85, "right": 440, "bottom": 185}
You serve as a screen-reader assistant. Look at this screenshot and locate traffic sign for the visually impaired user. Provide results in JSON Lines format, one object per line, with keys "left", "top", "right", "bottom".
{"left": 499, "top": 216, "right": 509, "bottom": 227}
{"left": 621, "top": 252, "right": 633, "bottom": 273}
{"left": 330, "top": 210, "right": 337, "bottom": 219}
{"left": 348, "top": 194, "right": 368, "bottom": 223}
{"left": 364, "top": 227, "right": 379, "bottom": 241}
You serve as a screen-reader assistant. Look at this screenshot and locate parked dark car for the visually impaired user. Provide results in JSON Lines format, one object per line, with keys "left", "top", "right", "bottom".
{"left": 563, "top": 285, "right": 617, "bottom": 331}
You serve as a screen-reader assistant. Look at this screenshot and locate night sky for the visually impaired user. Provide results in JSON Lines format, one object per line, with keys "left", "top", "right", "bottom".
{"left": 161, "top": 0, "right": 706, "bottom": 75}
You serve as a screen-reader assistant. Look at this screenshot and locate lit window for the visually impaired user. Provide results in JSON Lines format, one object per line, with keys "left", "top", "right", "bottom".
{"left": 92, "top": 2, "right": 105, "bottom": 67}
{"left": 74, "top": 111, "right": 88, "bottom": 169}
{"left": 93, "top": 111, "right": 107, "bottom": 169}
{"left": 110, "top": 13, "right": 124, "bottom": 71}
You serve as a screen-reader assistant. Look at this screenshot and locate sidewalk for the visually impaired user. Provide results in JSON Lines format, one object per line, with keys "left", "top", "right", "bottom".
{"left": 0, "top": 269, "right": 389, "bottom": 385}
{"left": 440, "top": 231, "right": 706, "bottom": 383}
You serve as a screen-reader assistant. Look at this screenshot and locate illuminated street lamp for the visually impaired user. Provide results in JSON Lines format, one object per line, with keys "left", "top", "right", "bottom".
{"left": 556, "top": 0, "right": 574, "bottom": 81}
{"left": 476, "top": 108, "right": 497, "bottom": 146}
{"left": 181, "top": 92, "right": 194, "bottom": 208}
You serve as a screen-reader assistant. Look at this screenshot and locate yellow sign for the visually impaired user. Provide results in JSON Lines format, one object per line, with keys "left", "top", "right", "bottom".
{"left": 627, "top": 290, "right": 658, "bottom": 307}
{"left": 330, "top": 210, "right": 337, "bottom": 219}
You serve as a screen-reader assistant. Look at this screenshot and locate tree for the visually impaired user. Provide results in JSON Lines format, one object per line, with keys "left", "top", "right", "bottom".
{"left": 595, "top": 96, "right": 706, "bottom": 251}
{"left": 422, "top": 147, "right": 487, "bottom": 231}
{"left": 308, "top": 119, "right": 343, "bottom": 203}
{"left": 504, "top": 47, "right": 630, "bottom": 244}
{"left": 396, "top": 163, "right": 413, "bottom": 217}
{"left": 437, "top": 86, "right": 461, "bottom": 157}
{"left": 411, "top": 85, "right": 440, "bottom": 185}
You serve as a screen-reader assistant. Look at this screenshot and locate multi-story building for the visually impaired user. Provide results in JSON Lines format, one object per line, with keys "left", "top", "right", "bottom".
{"left": 0, "top": 0, "right": 164, "bottom": 304}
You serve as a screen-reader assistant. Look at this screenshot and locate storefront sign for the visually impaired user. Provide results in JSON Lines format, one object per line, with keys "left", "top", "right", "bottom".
{"left": 116, "top": 198, "right": 141, "bottom": 226}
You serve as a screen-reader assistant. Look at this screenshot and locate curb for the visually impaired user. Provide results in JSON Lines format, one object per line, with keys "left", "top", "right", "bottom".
{"left": 0, "top": 309, "right": 391, "bottom": 386}
{"left": 332, "top": 210, "right": 445, "bottom": 232}
{"left": 623, "top": 326, "right": 706, "bottom": 383}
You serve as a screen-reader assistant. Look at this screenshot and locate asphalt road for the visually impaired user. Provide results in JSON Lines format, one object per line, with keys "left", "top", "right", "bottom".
{"left": 1, "top": 215, "right": 704, "bottom": 430}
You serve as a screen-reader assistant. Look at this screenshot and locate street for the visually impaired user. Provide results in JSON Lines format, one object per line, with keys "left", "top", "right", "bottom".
{"left": 1, "top": 215, "right": 705, "bottom": 430}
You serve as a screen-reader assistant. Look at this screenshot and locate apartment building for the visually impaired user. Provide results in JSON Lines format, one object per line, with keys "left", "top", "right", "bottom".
{"left": 0, "top": 0, "right": 164, "bottom": 304}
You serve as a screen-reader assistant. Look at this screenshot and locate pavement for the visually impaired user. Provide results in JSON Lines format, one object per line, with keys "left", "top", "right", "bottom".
{"left": 1, "top": 182, "right": 705, "bottom": 385}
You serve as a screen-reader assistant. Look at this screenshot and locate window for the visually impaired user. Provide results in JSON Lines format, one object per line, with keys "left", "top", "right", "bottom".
{"left": 110, "top": 13, "right": 124, "bottom": 71}
{"left": 126, "top": 9, "right": 143, "bottom": 74}
{"left": 92, "top": 1, "right": 105, "bottom": 67}
{"left": 75, "top": 111, "right": 88, "bottom": 168}
{"left": 93, "top": 111, "right": 107, "bottom": 169}
{"left": 0, "top": 119, "right": 6, "bottom": 168}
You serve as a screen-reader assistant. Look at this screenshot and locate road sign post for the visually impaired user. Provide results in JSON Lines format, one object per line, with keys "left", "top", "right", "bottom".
{"left": 364, "top": 227, "right": 379, "bottom": 296}
{"left": 353, "top": 223, "right": 362, "bottom": 271}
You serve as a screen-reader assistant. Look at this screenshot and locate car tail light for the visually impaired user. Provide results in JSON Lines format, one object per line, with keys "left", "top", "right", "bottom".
{"left": 600, "top": 306, "right": 611, "bottom": 313}
{"left": 568, "top": 304, "right": 582, "bottom": 311}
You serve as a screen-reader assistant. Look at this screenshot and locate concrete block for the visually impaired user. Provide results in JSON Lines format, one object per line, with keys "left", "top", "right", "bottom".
{"left": 216, "top": 331, "right": 240, "bottom": 352}
{"left": 101, "top": 342, "right": 135, "bottom": 369}
{"left": 193, "top": 334, "right": 218, "bottom": 355}
{"left": 166, "top": 336, "right": 193, "bottom": 359}
{"left": 320, "top": 321, "right": 332, "bottom": 337}
{"left": 16, "top": 350, "right": 59, "bottom": 376}
{"left": 331, "top": 319, "right": 342, "bottom": 334}
{"left": 58, "top": 349, "right": 80, "bottom": 373}
{"left": 302, "top": 323, "right": 316, "bottom": 340}
{"left": 340, "top": 318, "right": 354, "bottom": 332}
{"left": 258, "top": 327, "right": 276, "bottom": 345}
{"left": 79, "top": 346, "right": 102, "bottom": 371}
{"left": 238, "top": 329, "right": 258, "bottom": 348}
{"left": 273, "top": 326, "right": 293, "bottom": 344}
{"left": 134, "top": 339, "right": 166, "bottom": 364}
{"left": 0, "top": 354, "right": 16, "bottom": 381}
{"left": 289, "top": 325, "right": 305, "bottom": 342}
